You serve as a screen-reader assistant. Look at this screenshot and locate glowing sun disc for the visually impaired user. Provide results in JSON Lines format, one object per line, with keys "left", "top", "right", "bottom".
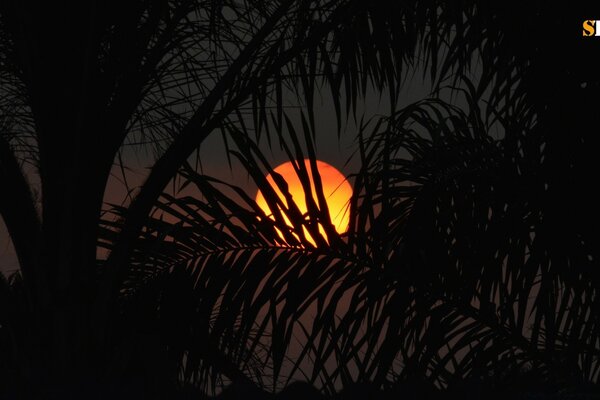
{"left": 255, "top": 159, "right": 353, "bottom": 245}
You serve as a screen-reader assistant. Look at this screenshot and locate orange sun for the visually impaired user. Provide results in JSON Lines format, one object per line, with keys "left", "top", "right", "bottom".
{"left": 255, "top": 160, "right": 353, "bottom": 246}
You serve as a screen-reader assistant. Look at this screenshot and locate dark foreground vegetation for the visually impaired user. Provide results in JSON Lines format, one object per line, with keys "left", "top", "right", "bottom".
{"left": 1, "top": 0, "right": 598, "bottom": 398}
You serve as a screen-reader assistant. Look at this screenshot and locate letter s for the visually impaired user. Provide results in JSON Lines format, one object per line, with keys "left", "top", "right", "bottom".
{"left": 583, "top": 20, "right": 596, "bottom": 36}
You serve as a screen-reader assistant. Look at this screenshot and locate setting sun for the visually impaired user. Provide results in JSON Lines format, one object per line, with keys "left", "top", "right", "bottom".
{"left": 255, "top": 160, "right": 353, "bottom": 245}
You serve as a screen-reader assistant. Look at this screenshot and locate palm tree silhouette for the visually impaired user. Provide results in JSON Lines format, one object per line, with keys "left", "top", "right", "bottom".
{"left": 0, "top": 1, "right": 598, "bottom": 398}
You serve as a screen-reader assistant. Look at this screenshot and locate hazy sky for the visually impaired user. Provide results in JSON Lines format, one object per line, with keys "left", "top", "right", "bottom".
{"left": 0, "top": 68, "right": 433, "bottom": 276}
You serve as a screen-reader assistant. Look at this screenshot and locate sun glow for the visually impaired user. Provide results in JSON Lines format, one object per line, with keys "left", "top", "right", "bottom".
{"left": 255, "top": 160, "right": 353, "bottom": 246}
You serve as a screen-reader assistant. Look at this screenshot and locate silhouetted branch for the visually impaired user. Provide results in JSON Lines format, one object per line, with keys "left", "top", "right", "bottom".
{"left": 0, "top": 136, "right": 40, "bottom": 286}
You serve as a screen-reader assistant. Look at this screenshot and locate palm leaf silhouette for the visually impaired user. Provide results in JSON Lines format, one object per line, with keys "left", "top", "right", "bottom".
{"left": 0, "top": 1, "right": 597, "bottom": 397}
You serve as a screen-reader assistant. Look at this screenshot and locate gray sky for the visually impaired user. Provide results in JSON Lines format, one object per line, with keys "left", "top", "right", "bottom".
{"left": 1, "top": 67, "right": 434, "bottom": 276}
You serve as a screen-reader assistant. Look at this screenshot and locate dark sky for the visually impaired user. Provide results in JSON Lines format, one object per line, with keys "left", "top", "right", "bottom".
{"left": 0, "top": 69, "right": 434, "bottom": 276}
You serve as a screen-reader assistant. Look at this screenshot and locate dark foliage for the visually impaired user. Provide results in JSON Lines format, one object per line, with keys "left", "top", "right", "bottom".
{"left": 0, "top": 0, "right": 598, "bottom": 398}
